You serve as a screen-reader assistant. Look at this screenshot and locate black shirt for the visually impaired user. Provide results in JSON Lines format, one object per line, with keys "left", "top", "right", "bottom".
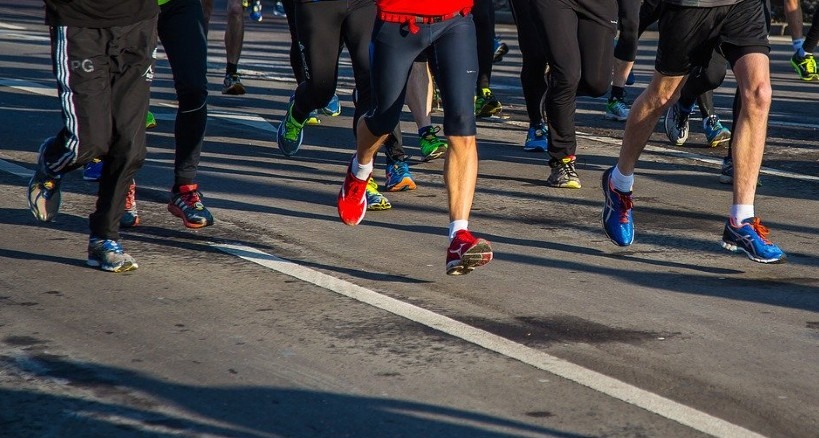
{"left": 44, "top": 0, "right": 159, "bottom": 28}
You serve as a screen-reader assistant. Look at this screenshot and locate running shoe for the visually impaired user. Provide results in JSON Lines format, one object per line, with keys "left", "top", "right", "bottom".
{"left": 146, "top": 111, "right": 157, "bottom": 129}
{"left": 249, "top": 0, "right": 263, "bottom": 21}
{"left": 87, "top": 238, "right": 138, "bottom": 272}
{"left": 493, "top": 38, "right": 508, "bottom": 63}
{"left": 664, "top": 102, "right": 690, "bottom": 146}
{"left": 222, "top": 73, "right": 246, "bottom": 95}
{"left": 626, "top": 69, "right": 636, "bottom": 86}
{"left": 120, "top": 181, "right": 140, "bottom": 228}
{"left": 790, "top": 52, "right": 819, "bottom": 81}
{"left": 305, "top": 110, "right": 321, "bottom": 126}
{"left": 337, "top": 159, "right": 369, "bottom": 225}
{"left": 446, "top": 229, "right": 493, "bottom": 276}
{"left": 605, "top": 96, "right": 630, "bottom": 121}
{"left": 721, "top": 217, "right": 785, "bottom": 263}
{"left": 601, "top": 166, "right": 634, "bottom": 246}
{"left": 83, "top": 158, "right": 103, "bottom": 182}
{"left": 475, "top": 88, "right": 502, "bottom": 117}
{"left": 719, "top": 156, "right": 733, "bottom": 184}
{"left": 276, "top": 101, "right": 305, "bottom": 157}
{"left": 523, "top": 123, "right": 548, "bottom": 152}
{"left": 703, "top": 115, "right": 731, "bottom": 148}
{"left": 366, "top": 177, "right": 391, "bottom": 211}
{"left": 28, "top": 137, "right": 62, "bottom": 222}
{"left": 385, "top": 160, "right": 416, "bottom": 192}
{"left": 419, "top": 126, "right": 448, "bottom": 161}
{"left": 321, "top": 93, "right": 341, "bottom": 117}
{"left": 273, "top": 0, "right": 286, "bottom": 16}
{"left": 546, "top": 155, "right": 581, "bottom": 189}
{"left": 168, "top": 184, "right": 214, "bottom": 229}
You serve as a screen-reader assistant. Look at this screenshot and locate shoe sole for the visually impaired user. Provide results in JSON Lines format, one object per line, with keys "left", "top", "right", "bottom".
{"left": 367, "top": 203, "right": 391, "bottom": 211}
{"left": 546, "top": 180, "right": 581, "bottom": 189}
{"left": 604, "top": 113, "right": 628, "bottom": 122}
{"left": 708, "top": 134, "right": 731, "bottom": 148}
{"left": 168, "top": 205, "right": 213, "bottom": 229}
{"left": 87, "top": 259, "right": 139, "bottom": 272}
{"left": 720, "top": 241, "right": 786, "bottom": 264}
{"left": 386, "top": 178, "right": 417, "bottom": 192}
{"left": 446, "top": 240, "right": 493, "bottom": 276}
{"left": 477, "top": 105, "right": 502, "bottom": 118}
{"left": 422, "top": 149, "right": 447, "bottom": 162}
{"left": 222, "top": 84, "right": 246, "bottom": 95}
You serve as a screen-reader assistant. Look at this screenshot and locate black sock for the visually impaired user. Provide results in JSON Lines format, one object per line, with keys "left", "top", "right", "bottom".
{"left": 226, "top": 63, "right": 238, "bottom": 76}
{"left": 610, "top": 86, "right": 625, "bottom": 100}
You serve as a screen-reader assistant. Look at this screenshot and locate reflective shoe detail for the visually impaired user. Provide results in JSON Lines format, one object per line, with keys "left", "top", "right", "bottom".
{"left": 276, "top": 101, "right": 305, "bottom": 157}
{"left": 366, "top": 178, "right": 392, "bottom": 211}
{"left": 664, "top": 103, "right": 690, "bottom": 146}
{"left": 87, "top": 238, "right": 138, "bottom": 272}
{"left": 604, "top": 97, "right": 630, "bottom": 121}
{"left": 385, "top": 160, "right": 416, "bottom": 192}
{"left": 222, "top": 74, "right": 246, "bottom": 95}
{"left": 321, "top": 93, "right": 341, "bottom": 116}
{"left": 83, "top": 158, "right": 103, "bottom": 182}
{"left": 120, "top": 181, "right": 140, "bottom": 228}
{"left": 145, "top": 111, "right": 157, "bottom": 129}
{"left": 493, "top": 38, "right": 508, "bottom": 63}
{"left": 446, "top": 229, "right": 493, "bottom": 275}
{"left": 337, "top": 160, "right": 369, "bottom": 225}
{"left": 790, "top": 52, "right": 819, "bottom": 81}
{"left": 546, "top": 155, "right": 581, "bottom": 189}
{"left": 523, "top": 123, "right": 548, "bottom": 152}
{"left": 721, "top": 217, "right": 786, "bottom": 263}
{"left": 167, "top": 184, "right": 214, "bottom": 229}
{"left": 703, "top": 115, "right": 731, "bottom": 148}
{"left": 305, "top": 110, "right": 321, "bottom": 126}
{"left": 719, "top": 156, "right": 733, "bottom": 184}
{"left": 475, "top": 88, "right": 502, "bottom": 117}
{"left": 601, "top": 167, "right": 634, "bottom": 246}
{"left": 28, "top": 137, "right": 62, "bottom": 222}
{"left": 419, "top": 126, "right": 448, "bottom": 161}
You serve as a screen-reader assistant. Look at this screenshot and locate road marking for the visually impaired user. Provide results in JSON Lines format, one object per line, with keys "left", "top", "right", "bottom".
{"left": 0, "top": 22, "right": 25, "bottom": 30}
{"left": 0, "top": 159, "right": 32, "bottom": 178}
{"left": 213, "top": 242, "right": 764, "bottom": 438}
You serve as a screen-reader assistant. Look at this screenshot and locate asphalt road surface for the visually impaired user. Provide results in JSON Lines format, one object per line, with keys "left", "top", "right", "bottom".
{"left": 1, "top": 2, "right": 817, "bottom": 437}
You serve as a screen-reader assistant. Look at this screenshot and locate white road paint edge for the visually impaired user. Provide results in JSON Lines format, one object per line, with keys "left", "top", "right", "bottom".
{"left": 213, "top": 242, "right": 765, "bottom": 438}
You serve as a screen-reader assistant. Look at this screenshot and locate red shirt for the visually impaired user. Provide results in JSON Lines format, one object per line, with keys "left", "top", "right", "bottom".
{"left": 377, "top": 0, "right": 473, "bottom": 15}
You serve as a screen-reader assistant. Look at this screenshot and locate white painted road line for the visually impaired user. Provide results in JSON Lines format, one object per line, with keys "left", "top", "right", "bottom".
{"left": 213, "top": 242, "right": 764, "bottom": 438}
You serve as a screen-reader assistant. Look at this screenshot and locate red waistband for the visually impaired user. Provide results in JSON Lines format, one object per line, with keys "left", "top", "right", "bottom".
{"left": 378, "top": 8, "right": 471, "bottom": 34}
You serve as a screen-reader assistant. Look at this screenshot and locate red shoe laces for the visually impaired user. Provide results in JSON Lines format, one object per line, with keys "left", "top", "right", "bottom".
{"left": 618, "top": 192, "right": 633, "bottom": 224}
{"left": 749, "top": 217, "right": 771, "bottom": 244}
{"left": 125, "top": 185, "right": 136, "bottom": 210}
{"left": 180, "top": 190, "right": 201, "bottom": 207}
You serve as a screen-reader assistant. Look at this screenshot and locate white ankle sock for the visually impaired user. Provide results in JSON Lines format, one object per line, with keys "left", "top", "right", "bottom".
{"left": 610, "top": 165, "right": 634, "bottom": 193}
{"left": 448, "top": 220, "right": 469, "bottom": 241}
{"left": 352, "top": 155, "right": 373, "bottom": 181}
{"left": 730, "top": 204, "right": 755, "bottom": 226}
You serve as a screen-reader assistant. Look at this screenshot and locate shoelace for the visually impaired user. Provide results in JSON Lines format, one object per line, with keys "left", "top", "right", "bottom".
{"left": 617, "top": 192, "right": 633, "bottom": 224}
{"left": 284, "top": 116, "right": 302, "bottom": 141}
{"left": 676, "top": 110, "right": 689, "bottom": 133}
{"left": 422, "top": 126, "right": 441, "bottom": 140}
{"left": 179, "top": 190, "right": 203, "bottom": 208}
{"left": 124, "top": 184, "right": 136, "bottom": 210}
{"left": 748, "top": 217, "right": 771, "bottom": 244}
{"left": 559, "top": 160, "right": 579, "bottom": 179}
{"left": 800, "top": 55, "right": 817, "bottom": 74}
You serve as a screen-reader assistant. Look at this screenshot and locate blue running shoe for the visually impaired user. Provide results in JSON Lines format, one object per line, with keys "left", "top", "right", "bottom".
{"left": 385, "top": 160, "right": 416, "bottom": 192}
{"left": 523, "top": 123, "right": 548, "bottom": 152}
{"left": 277, "top": 101, "right": 305, "bottom": 157}
{"left": 601, "top": 167, "right": 634, "bottom": 246}
{"left": 87, "top": 238, "right": 138, "bottom": 272}
{"left": 321, "top": 93, "right": 341, "bottom": 117}
{"left": 721, "top": 218, "right": 785, "bottom": 263}
{"left": 702, "top": 115, "right": 731, "bottom": 148}
{"left": 626, "top": 69, "right": 636, "bottom": 86}
{"left": 83, "top": 158, "right": 103, "bottom": 182}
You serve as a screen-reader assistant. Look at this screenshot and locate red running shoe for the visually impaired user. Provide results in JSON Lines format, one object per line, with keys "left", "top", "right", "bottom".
{"left": 337, "top": 161, "right": 369, "bottom": 226}
{"left": 446, "top": 230, "right": 493, "bottom": 275}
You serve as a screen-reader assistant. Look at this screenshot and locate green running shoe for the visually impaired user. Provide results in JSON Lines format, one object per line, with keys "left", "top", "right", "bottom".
{"left": 419, "top": 126, "right": 448, "bottom": 161}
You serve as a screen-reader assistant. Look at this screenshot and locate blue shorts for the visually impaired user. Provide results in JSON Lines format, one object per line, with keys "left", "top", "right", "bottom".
{"left": 364, "top": 14, "right": 478, "bottom": 137}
